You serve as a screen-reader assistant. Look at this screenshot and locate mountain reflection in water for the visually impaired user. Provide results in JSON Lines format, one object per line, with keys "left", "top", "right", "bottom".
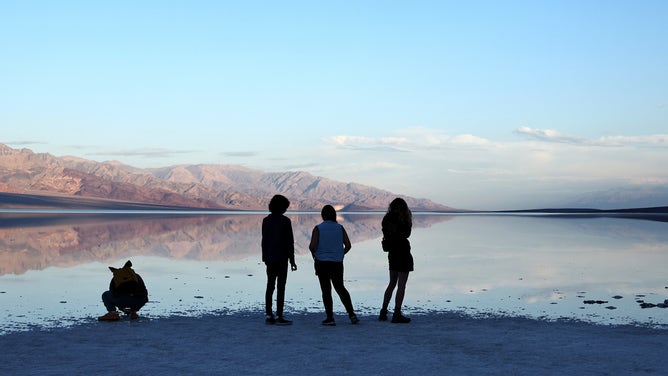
{"left": 0, "top": 212, "right": 452, "bottom": 275}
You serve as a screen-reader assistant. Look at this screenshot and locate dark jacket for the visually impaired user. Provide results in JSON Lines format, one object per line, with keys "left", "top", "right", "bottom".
{"left": 109, "top": 273, "right": 149, "bottom": 303}
{"left": 262, "top": 213, "right": 295, "bottom": 264}
{"left": 381, "top": 213, "right": 412, "bottom": 253}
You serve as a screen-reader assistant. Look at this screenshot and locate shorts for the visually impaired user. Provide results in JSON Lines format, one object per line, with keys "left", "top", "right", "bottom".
{"left": 388, "top": 251, "right": 414, "bottom": 272}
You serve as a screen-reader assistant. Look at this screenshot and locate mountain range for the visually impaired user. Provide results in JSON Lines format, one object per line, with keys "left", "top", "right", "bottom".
{"left": 0, "top": 144, "right": 452, "bottom": 211}
{"left": 563, "top": 186, "right": 668, "bottom": 210}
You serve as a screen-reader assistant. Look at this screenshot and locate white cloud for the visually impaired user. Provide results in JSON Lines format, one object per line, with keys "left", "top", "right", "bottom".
{"left": 5, "top": 140, "right": 47, "bottom": 146}
{"left": 324, "top": 135, "right": 408, "bottom": 152}
{"left": 327, "top": 135, "right": 375, "bottom": 145}
{"left": 514, "top": 126, "right": 589, "bottom": 145}
{"left": 87, "top": 148, "right": 197, "bottom": 159}
{"left": 219, "top": 151, "right": 258, "bottom": 157}
{"left": 378, "top": 136, "right": 411, "bottom": 145}
{"left": 515, "top": 127, "right": 668, "bottom": 148}
{"left": 313, "top": 126, "right": 668, "bottom": 209}
{"left": 450, "top": 134, "right": 491, "bottom": 146}
{"left": 599, "top": 134, "right": 668, "bottom": 147}
{"left": 325, "top": 127, "right": 493, "bottom": 151}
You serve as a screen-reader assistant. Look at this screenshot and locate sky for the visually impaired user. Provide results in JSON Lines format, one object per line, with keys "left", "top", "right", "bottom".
{"left": 1, "top": 1, "right": 667, "bottom": 210}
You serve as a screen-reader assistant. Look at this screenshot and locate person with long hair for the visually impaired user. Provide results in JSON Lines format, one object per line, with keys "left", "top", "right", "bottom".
{"left": 309, "top": 205, "right": 359, "bottom": 326}
{"left": 379, "top": 198, "right": 413, "bottom": 323}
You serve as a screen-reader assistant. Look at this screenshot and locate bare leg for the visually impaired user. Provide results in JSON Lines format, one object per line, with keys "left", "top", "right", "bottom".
{"left": 382, "top": 270, "right": 399, "bottom": 311}
{"left": 393, "top": 272, "right": 409, "bottom": 314}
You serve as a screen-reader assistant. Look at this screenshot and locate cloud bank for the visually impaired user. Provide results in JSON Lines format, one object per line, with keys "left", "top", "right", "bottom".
{"left": 314, "top": 126, "right": 668, "bottom": 209}
{"left": 13, "top": 126, "right": 666, "bottom": 210}
{"left": 87, "top": 148, "right": 198, "bottom": 159}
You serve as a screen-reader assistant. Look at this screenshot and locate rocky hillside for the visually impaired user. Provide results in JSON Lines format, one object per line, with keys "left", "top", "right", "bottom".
{"left": 0, "top": 144, "right": 453, "bottom": 211}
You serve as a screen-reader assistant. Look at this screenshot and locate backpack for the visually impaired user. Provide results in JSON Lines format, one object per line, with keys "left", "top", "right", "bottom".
{"left": 109, "top": 260, "right": 139, "bottom": 288}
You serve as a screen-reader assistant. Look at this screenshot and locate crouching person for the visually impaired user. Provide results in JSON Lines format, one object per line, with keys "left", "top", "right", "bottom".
{"left": 98, "top": 260, "right": 149, "bottom": 321}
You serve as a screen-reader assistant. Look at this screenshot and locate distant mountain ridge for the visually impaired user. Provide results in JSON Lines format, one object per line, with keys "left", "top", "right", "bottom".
{"left": 562, "top": 186, "right": 668, "bottom": 210}
{"left": 0, "top": 143, "right": 452, "bottom": 211}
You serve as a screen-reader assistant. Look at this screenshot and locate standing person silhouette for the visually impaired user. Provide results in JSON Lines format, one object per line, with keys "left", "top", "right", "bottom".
{"left": 262, "top": 194, "right": 297, "bottom": 325}
{"left": 309, "top": 205, "right": 359, "bottom": 326}
{"left": 379, "top": 198, "right": 413, "bottom": 323}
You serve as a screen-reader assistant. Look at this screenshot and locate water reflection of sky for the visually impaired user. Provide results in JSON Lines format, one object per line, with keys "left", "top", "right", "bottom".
{"left": 1, "top": 213, "right": 667, "bottom": 333}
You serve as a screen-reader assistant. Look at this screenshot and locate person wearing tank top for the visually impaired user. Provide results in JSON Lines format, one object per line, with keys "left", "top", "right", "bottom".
{"left": 309, "top": 205, "right": 359, "bottom": 326}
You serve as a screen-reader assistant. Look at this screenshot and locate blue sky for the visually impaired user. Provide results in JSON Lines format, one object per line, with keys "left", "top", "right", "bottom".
{"left": 1, "top": 1, "right": 667, "bottom": 210}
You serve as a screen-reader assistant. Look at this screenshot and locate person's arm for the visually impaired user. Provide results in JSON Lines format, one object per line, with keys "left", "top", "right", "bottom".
{"left": 342, "top": 226, "right": 352, "bottom": 254}
{"left": 138, "top": 275, "right": 148, "bottom": 297}
{"left": 286, "top": 218, "right": 297, "bottom": 271}
{"left": 308, "top": 226, "right": 319, "bottom": 258}
{"left": 261, "top": 217, "right": 268, "bottom": 262}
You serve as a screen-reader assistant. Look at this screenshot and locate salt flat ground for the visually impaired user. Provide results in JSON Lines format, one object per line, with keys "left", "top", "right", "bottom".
{"left": 0, "top": 311, "right": 665, "bottom": 376}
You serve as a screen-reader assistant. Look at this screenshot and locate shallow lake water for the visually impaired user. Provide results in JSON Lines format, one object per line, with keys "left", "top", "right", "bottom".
{"left": 1, "top": 211, "right": 667, "bottom": 333}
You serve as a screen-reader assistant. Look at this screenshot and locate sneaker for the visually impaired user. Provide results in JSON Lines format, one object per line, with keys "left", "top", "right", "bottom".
{"left": 129, "top": 311, "right": 139, "bottom": 320}
{"left": 379, "top": 308, "right": 388, "bottom": 321}
{"left": 275, "top": 317, "right": 293, "bottom": 326}
{"left": 98, "top": 311, "right": 120, "bottom": 321}
{"left": 265, "top": 314, "right": 276, "bottom": 325}
{"left": 391, "top": 313, "right": 411, "bottom": 324}
{"left": 322, "top": 317, "right": 336, "bottom": 326}
{"left": 349, "top": 314, "right": 360, "bottom": 325}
